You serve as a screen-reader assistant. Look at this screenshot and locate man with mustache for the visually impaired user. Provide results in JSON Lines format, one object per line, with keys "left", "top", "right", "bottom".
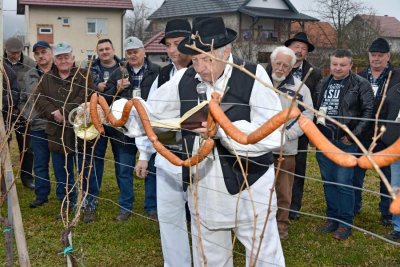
{"left": 284, "top": 32, "right": 322, "bottom": 221}
{"left": 266, "top": 46, "right": 314, "bottom": 239}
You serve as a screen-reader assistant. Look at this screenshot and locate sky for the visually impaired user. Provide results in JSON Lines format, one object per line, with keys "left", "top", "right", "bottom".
{"left": 3, "top": 0, "right": 400, "bottom": 38}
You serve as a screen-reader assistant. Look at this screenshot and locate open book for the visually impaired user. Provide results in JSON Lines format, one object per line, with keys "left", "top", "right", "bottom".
{"left": 110, "top": 98, "right": 233, "bottom": 137}
{"left": 150, "top": 101, "right": 208, "bottom": 130}
{"left": 150, "top": 101, "right": 233, "bottom": 130}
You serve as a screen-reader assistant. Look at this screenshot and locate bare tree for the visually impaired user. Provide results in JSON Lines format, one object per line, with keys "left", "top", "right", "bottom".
{"left": 344, "top": 15, "right": 381, "bottom": 56}
{"left": 125, "top": 2, "right": 151, "bottom": 41}
{"left": 310, "top": 0, "right": 375, "bottom": 48}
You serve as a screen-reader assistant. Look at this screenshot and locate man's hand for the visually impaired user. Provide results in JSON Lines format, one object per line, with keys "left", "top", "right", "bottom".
{"left": 135, "top": 160, "right": 149, "bottom": 179}
{"left": 117, "top": 78, "right": 130, "bottom": 91}
{"left": 97, "top": 82, "right": 107, "bottom": 92}
{"left": 193, "top": 121, "right": 208, "bottom": 138}
{"left": 51, "top": 109, "right": 64, "bottom": 124}
{"left": 341, "top": 135, "right": 352, "bottom": 145}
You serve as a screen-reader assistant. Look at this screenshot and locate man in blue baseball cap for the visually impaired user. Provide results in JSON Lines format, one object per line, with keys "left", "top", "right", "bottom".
{"left": 22, "top": 41, "right": 54, "bottom": 208}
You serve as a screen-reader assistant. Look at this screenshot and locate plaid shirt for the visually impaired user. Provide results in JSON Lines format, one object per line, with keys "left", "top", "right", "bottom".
{"left": 128, "top": 61, "right": 148, "bottom": 89}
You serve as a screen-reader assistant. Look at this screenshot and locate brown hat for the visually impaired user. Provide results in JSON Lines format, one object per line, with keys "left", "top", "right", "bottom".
{"left": 5, "top": 37, "right": 24, "bottom": 52}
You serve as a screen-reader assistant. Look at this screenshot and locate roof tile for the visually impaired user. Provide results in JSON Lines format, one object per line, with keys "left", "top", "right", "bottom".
{"left": 144, "top": 32, "right": 165, "bottom": 53}
{"left": 359, "top": 15, "right": 400, "bottom": 38}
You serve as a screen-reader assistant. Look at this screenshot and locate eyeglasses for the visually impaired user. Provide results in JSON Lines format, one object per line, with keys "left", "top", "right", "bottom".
{"left": 273, "top": 61, "right": 291, "bottom": 70}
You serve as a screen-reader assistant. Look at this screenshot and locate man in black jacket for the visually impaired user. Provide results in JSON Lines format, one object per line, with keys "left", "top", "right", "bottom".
{"left": 315, "top": 49, "right": 374, "bottom": 240}
{"left": 353, "top": 38, "right": 400, "bottom": 226}
{"left": 2, "top": 63, "right": 19, "bottom": 123}
{"left": 77, "top": 39, "right": 123, "bottom": 223}
{"left": 103, "top": 36, "right": 160, "bottom": 221}
{"left": 284, "top": 32, "right": 322, "bottom": 220}
{"left": 4, "top": 37, "right": 36, "bottom": 190}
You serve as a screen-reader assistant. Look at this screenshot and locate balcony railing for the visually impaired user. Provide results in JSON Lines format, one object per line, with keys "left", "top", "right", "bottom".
{"left": 240, "top": 29, "right": 280, "bottom": 43}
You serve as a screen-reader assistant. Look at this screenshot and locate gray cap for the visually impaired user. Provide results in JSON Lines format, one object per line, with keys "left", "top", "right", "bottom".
{"left": 53, "top": 41, "right": 72, "bottom": 56}
{"left": 124, "top": 36, "right": 143, "bottom": 51}
{"left": 5, "top": 37, "right": 24, "bottom": 52}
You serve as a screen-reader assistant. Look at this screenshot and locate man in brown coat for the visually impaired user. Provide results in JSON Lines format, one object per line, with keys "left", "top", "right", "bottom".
{"left": 35, "top": 41, "right": 92, "bottom": 219}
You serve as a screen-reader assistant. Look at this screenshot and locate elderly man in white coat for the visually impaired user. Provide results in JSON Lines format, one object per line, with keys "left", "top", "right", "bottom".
{"left": 266, "top": 46, "right": 314, "bottom": 239}
{"left": 140, "top": 17, "right": 285, "bottom": 266}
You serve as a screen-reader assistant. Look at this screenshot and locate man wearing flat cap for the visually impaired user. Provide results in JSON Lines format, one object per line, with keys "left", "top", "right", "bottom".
{"left": 103, "top": 36, "right": 160, "bottom": 222}
{"left": 353, "top": 37, "right": 400, "bottom": 226}
{"left": 4, "top": 37, "right": 36, "bottom": 190}
{"left": 145, "top": 16, "right": 284, "bottom": 266}
{"left": 281, "top": 32, "right": 322, "bottom": 221}
{"left": 35, "top": 41, "right": 91, "bottom": 219}
{"left": 135, "top": 18, "right": 193, "bottom": 266}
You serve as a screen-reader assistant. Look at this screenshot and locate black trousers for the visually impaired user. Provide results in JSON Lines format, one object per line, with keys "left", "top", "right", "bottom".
{"left": 290, "top": 134, "right": 309, "bottom": 212}
{"left": 14, "top": 123, "right": 34, "bottom": 184}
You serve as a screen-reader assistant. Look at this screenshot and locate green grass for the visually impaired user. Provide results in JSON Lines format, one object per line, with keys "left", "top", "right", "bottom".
{"left": 1, "top": 145, "right": 400, "bottom": 266}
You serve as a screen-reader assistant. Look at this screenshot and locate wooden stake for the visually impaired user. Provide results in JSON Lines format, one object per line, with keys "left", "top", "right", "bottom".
{"left": 0, "top": 113, "right": 31, "bottom": 266}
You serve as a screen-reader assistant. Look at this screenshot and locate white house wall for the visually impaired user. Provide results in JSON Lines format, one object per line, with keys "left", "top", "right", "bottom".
{"left": 246, "top": 0, "right": 289, "bottom": 9}
{"left": 26, "top": 6, "right": 123, "bottom": 61}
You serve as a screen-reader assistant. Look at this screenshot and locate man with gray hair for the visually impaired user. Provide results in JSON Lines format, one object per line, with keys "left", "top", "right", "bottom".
{"left": 266, "top": 46, "right": 314, "bottom": 239}
{"left": 103, "top": 36, "right": 160, "bottom": 221}
{"left": 35, "top": 41, "right": 90, "bottom": 219}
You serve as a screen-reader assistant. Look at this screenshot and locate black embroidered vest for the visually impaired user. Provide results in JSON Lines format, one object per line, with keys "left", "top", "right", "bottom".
{"left": 178, "top": 56, "right": 274, "bottom": 195}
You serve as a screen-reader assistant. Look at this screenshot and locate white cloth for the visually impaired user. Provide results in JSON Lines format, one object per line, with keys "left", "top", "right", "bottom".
{"left": 147, "top": 54, "right": 285, "bottom": 266}
{"left": 191, "top": 169, "right": 284, "bottom": 267}
{"left": 136, "top": 63, "right": 191, "bottom": 267}
{"left": 274, "top": 76, "right": 314, "bottom": 155}
{"left": 156, "top": 163, "right": 191, "bottom": 267}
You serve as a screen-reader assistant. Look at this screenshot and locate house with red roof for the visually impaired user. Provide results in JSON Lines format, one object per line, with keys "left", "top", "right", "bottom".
{"left": 17, "top": 0, "right": 133, "bottom": 61}
{"left": 143, "top": 31, "right": 171, "bottom": 66}
{"left": 346, "top": 15, "right": 400, "bottom": 53}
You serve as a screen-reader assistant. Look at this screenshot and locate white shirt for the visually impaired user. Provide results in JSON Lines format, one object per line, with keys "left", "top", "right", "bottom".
{"left": 143, "top": 54, "right": 283, "bottom": 228}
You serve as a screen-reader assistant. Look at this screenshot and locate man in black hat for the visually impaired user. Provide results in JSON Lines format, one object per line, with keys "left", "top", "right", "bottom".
{"left": 284, "top": 32, "right": 322, "bottom": 220}
{"left": 135, "top": 18, "right": 193, "bottom": 266}
{"left": 353, "top": 37, "right": 400, "bottom": 226}
{"left": 145, "top": 16, "right": 284, "bottom": 266}
{"left": 4, "top": 37, "right": 36, "bottom": 190}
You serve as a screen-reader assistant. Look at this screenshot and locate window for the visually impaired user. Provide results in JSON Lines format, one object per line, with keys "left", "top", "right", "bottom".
{"left": 86, "top": 50, "right": 96, "bottom": 60}
{"left": 61, "top": 17, "right": 70, "bottom": 26}
{"left": 38, "top": 27, "right": 53, "bottom": 34}
{"left": 87, "top": 18, "right": 107, "bottom": 34}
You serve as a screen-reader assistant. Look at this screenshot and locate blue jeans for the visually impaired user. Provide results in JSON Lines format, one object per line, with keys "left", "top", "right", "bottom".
{"left": 78, "top": 135, "right": 108, "bottom": 210}
{"left": 108, "top": 127, "right": 137, "bottom": 212}
{"left": 51, "top": 152, "right": 76, "bottom": 207}
{"left": 353, "top": 140, "right": 392, "bottom": 216}
{"left": 316, "top": 140, "right": 358, "bottom": 228}
{"left": 31, "top": 130, "right": 51, "bottom": 201}
{"left": 144, "top": 153, "right": 157, "bottom": 214}
{"left": 391, "top": 161, "right": 400, "bottom": 231}
{"left": 108, "top": 125, "right": 157, "bottom": 213}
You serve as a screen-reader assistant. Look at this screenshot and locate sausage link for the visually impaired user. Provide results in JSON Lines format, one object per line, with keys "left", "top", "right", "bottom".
{"left": 298, "top": 115, "right": 358, "bottom": 167}
{"left": 358, "top": 138, "right": 400, "bottom": 169}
